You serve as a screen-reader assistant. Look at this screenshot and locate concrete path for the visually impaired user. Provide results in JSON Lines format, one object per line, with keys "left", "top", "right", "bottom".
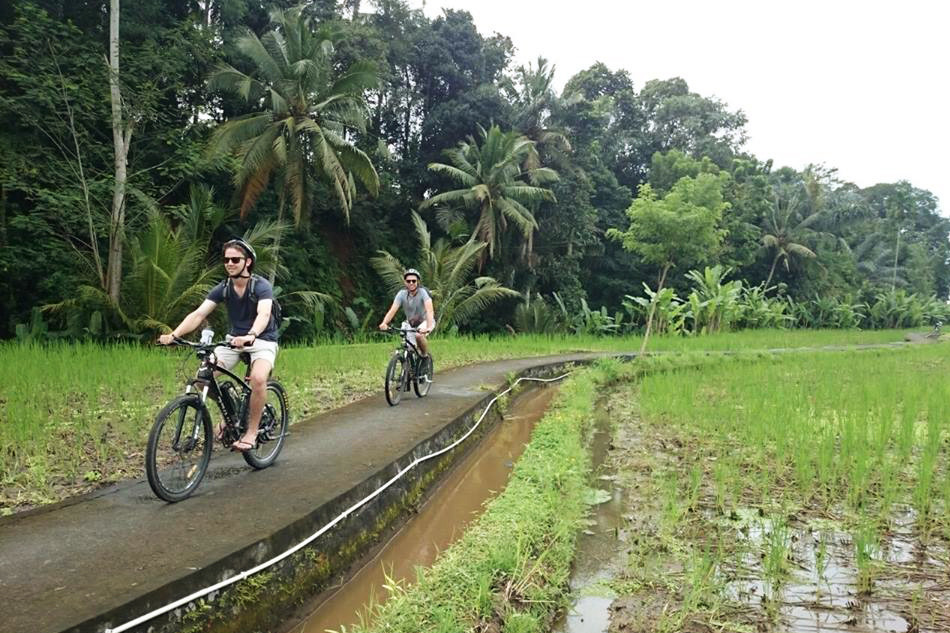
{"left": 0, "top": 353, "right": 599, "bottom": 633}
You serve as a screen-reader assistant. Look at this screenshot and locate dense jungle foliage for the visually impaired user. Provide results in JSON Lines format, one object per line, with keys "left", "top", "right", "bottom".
{"left": 2, "top": 0, "right": 948, "bottom": 343}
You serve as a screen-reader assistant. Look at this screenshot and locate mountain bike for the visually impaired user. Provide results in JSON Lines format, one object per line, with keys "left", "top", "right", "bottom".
{"left": 383, "top": 327, "right": 434, "bottom": 406}
{"left": 147, "top": 334, "right": 289, "bottom": 502}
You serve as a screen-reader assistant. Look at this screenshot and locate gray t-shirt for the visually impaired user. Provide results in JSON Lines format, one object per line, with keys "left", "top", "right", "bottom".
{"left": 394, "top": 287, "right": 431, "bottom": 326}
{"left": 207, "top": 276, "right": 278, "bottom": 341}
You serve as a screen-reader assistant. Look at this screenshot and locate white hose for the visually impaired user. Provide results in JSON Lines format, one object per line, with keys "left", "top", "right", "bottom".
{"left": 104, "top": 371, "right": 573, "bottom": 633}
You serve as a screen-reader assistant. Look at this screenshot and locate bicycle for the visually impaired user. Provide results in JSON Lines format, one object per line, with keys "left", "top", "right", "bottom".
{"left": 146, "top": 334, "right": 289, "bottom": 502}
{"left": 383, "top": 327, "right": 434, "bottom": 406}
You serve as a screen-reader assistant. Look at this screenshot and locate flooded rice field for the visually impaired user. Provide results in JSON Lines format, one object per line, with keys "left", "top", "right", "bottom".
{"left": 281, "top": 386, "right": 558, "bottom": 633}
{"left": 556, "top": 385, "right": 950, "bottom": 633}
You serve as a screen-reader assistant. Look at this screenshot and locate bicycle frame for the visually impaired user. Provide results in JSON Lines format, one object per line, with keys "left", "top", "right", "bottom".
{"left": 177, "top": 340, "right": 253, "bottom": 442}
{"left": 390, "top": 328, "right": 422, "bottom": 381}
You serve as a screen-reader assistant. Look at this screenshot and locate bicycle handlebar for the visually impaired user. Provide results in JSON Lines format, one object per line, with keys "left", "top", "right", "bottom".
{"left": 161, "top": 336, "right": 238, "bottom": 350}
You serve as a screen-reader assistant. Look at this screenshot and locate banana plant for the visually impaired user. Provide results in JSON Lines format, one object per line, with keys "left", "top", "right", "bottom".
{"left": 624, "top": 284, "right": 688, "bottom": 335}
{"left": 684, "top": 265, "right": 743, "bottom": 334}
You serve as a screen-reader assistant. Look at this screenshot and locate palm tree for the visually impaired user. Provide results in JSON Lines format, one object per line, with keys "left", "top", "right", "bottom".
{"left": 208, "top": 6, "right": 379, "bottom": 226}
{"left": 761, "top": 192, "right": 819, "bottom": 288}
{"left": 507, "top": 57, "right": 571, "bottom": 165}
{"left": 44, "top": 187, "right": 287, "bottom": 338}
{"left": 420, "top": 124, "right": 558, "bottom": 261}
{"left": 371, "top": 212, "right": 520, "bottom": 332}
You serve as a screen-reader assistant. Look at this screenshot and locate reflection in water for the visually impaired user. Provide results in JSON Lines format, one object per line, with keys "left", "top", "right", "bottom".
{"left": 285, "top": 387, "right": 557, "bottom": 633}
{"left": 553, "top": 405, "right": 620, "bottom": 633}
{"left": 722, "top": 504, "right": 949, "bottom": 633}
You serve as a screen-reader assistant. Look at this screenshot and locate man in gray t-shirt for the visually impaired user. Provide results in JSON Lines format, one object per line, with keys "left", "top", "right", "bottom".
{"left": 378, "top": 268, "right": 435, "bottom": 357}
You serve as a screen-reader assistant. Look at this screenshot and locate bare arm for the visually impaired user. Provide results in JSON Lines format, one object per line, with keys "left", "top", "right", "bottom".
{"left": 232, "top": 298, "right": 272, "bottom": 348}
{"left": 158, "top": 300, "right": 216, "bottom": 344}
{"left": 420, "top": 298, "right": 435, "bottom": 333}
{"left": 378, "top": 300, "right": 401, "bottom": 330}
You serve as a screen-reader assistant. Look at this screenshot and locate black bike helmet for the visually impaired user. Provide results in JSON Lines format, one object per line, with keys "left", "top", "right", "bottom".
{"left": 223, "top": 238, "right": 257, "bottom": 272}
{"left": 403, "top": 268, "right": 421, "bottom": 281}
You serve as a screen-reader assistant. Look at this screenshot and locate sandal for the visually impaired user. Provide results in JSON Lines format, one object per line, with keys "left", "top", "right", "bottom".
{"left": 231, "top": 439, "right": 255, "bottom": 452}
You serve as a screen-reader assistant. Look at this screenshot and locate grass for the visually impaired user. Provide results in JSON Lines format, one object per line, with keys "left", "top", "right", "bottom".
{"left": 0, "top": 328, "right": 910, "bottom": 511}
{"left": 638, "top": 344, "right": 950, "bottom": 534}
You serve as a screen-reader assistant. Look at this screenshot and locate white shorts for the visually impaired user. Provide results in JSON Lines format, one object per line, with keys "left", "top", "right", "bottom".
{"left": 214, "top": 340, "right": 278, "bottom": 372}
{"left": 402, "top": 320, "right": 435, "bottom": 346}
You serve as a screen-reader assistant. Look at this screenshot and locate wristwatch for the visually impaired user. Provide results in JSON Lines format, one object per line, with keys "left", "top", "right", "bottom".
{"left": 247, "top": 330, "right": 258, "bottom": 339}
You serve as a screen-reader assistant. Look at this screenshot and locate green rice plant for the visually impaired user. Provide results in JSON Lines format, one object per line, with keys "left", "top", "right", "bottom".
{"left": 666, "top": 548, "right": 719, "bottom": 632}
{"left": 763, "top": 516, "right": 791, "bottom": 599}
{"left": 853, "top": 522, "right": 879, "bottom": 594}
{"left": 659, "top": 473, "right": 686, "bottom": 538}
{"left": 712, "top": 459, "right": 734, "bottom": 515}
{"left": 813, "top": 530, "right": 830, "bottom": 587}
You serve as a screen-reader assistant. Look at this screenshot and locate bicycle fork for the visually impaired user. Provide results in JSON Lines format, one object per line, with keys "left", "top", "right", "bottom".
{"left": 173, "top": 384, "right": 210, "bottom": 453}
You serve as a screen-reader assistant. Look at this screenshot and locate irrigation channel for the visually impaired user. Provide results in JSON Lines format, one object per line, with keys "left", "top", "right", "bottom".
{"left": 552, "top": 402, "right": 620, "bottom": 633}
{"left": 280, "top": 385, "right": 560, "bottom": 633}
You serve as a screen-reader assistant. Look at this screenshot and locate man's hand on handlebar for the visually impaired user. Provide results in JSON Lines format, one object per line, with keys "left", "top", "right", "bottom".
{"left": 157, "top": 333, "right": 178, "bottom": 346}
{"left": 231, "top": 334, "right": 255, "bottom": 348}
{"left": 378, "top": 322, "right": 390, "bottom": 331}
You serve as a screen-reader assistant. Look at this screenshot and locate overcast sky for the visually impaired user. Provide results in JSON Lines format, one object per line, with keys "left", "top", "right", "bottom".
{"left": 407, "top": 0, "right": 949, "bottom": 213}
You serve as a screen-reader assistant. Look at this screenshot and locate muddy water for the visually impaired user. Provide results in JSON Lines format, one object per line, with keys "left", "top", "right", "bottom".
{"left": 284, "top": 386, "right": 558, "bottom": 633}
{"left": 553, "top": 404, "right": 623, "bottom": 633}
{"left": 726, "top": 506, "right": 949, "bottom": 633}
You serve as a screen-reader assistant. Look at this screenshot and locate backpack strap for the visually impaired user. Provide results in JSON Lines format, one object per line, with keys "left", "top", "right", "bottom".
{"left": 223, "top": 276, "right": 258, "bottom": 302}
{"left": 248, "top": 275, "right": 259, "bottom": 302}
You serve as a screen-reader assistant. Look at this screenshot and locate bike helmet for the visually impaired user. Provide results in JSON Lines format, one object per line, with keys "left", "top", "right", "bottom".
{"left": 403, "top": 268, "right": 421, "bottom": 281}
{"left": 223, "top": 238, "right": 257, "bottom": 272}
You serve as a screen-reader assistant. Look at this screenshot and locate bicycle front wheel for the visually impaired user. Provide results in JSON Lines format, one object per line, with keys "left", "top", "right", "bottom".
{"left": 146, "top": 395, "right": 212, "bottom": 502}
{"left": 413, "top": 353, "right": 434, "bottom": 397}
{"left": 385, "top": 354, "right": 406, "bottom": 406}
{"left": 243, "top": 381, "right": 289, "bottom": 469}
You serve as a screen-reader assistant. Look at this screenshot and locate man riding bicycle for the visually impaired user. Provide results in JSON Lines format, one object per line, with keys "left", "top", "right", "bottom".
{"left": 378, "top": 268, "right": 435, "bottom": 363}
{"left": 158, "top": 238, "right": 278, "bottom": 452}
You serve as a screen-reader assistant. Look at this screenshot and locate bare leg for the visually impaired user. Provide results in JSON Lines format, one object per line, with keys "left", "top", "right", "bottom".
{"left": 416, "top": 333, "right": 429, "bottom": 357}
{"left": 236, "top": 359, "right": 271, "bottom": 447}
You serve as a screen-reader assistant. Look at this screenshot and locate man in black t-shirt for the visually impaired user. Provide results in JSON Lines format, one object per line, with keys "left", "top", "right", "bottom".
{"left": 158, "top": 239, "right": 278, "bottom": 452}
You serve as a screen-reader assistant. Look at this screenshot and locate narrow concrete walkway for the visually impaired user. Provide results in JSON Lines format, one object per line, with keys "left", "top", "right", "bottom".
{"left": 0, "top": 353, "right": 599, "bottom": 633}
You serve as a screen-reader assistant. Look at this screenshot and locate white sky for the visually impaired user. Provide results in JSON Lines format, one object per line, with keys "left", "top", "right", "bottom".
{"left": 408, "top": 0, "right": 949, "bottom": 213}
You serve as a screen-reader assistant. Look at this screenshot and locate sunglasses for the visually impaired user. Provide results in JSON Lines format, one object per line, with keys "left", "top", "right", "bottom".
{"left": 224, "top": 257, "right": 245, "bottom": 264}
{"left": 405, "top": 279, "right": 418, "bottom": 284}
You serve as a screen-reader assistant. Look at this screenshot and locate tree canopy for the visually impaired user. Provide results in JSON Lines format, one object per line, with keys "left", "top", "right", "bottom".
{"left": 0, "top": 0, "right": 945, "bottom": 341}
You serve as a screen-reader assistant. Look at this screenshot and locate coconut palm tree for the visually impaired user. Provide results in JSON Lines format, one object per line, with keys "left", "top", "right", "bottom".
{"left": 371, "top": 212, "right": 520, "bottom": 332}
{"left": 420, "top": 124, "right": 558, "bottom": 261}
{"left": 761, "top": 192, "right": 819, "bottom": 288}
{"left": 507, "top": 57, "right": 571, "bottom": 165}
{"left": 208, "top": 6, "right": 379, "bottom": 226}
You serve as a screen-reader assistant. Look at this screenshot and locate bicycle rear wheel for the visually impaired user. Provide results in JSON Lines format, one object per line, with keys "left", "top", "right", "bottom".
{"left": 243, "top": 381, "right": 289, "bottom": 469}
{"left": 146, "top": 395, "right": 212, "bottom": 502}
{"left": 385, "top": 354, "right": 406, "bottom": 406}
{"left": 412, "top": 353, "right": 434, "bottom": 397}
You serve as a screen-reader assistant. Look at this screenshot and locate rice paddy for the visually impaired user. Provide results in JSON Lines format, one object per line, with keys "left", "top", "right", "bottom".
{"left": 602, "top": 344, "right": 950, "bottom": 632}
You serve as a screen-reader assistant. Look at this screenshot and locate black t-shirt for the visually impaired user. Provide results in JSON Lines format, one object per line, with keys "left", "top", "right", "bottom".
{"left": 206, "top": 276, "right": 279, "bottom": 341}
